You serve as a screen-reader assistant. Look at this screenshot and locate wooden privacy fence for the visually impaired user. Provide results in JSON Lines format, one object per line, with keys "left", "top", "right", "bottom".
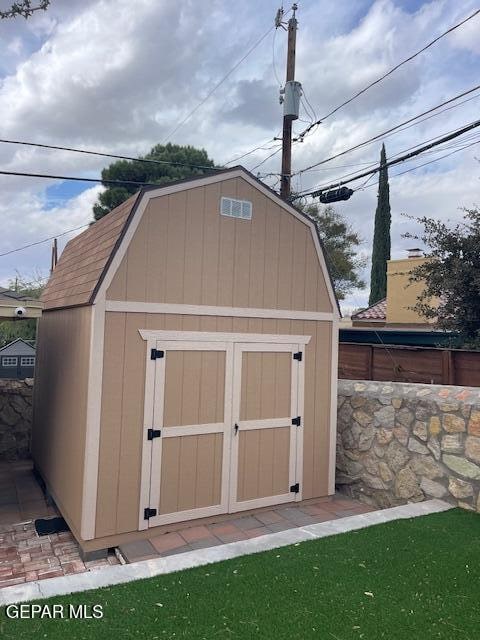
{"left": 338, "top": 342, "right": 480, "bottom": 387}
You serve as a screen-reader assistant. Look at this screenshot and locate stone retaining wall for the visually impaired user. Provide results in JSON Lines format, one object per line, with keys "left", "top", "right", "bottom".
{"left": 337, "top": 380, "right": 480, "bottom": 512}
{"left": 0, "top": 379, "right": 33, "bottom": 461}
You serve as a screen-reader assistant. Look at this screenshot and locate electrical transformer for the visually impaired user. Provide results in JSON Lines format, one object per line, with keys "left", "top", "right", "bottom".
{"left": 283, "top": 80, "right": 302, "bottom": 120}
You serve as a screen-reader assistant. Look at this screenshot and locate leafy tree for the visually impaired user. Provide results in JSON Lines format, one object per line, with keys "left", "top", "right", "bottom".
{"left": 0, "top": 272, "right": 46, "bottom": 347}
{"left": 304, "top": 203, "right": 366, "bottom": 301}
{"left": 93, "top": 143, "right": 216, "bottom": 220}
{"left": 369, "top": 143, "right": 391, "bottom": 305}
{"left": 0, "top": 0, "right": 50, "bottom": 19}
{"left": 405, "top": 208, "right": 480, "bottom": 348}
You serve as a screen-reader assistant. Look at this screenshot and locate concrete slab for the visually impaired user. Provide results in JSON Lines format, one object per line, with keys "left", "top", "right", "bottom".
{"left": 118, "top": 540, "right": 158, "bottom": 563}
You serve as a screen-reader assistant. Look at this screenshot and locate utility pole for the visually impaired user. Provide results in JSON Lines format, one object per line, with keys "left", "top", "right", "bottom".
{"left": 280, "top": 4, "right": 298, "bottom": 200}
{"left": 50, "top": 238, "right": 58, "bottom": 274}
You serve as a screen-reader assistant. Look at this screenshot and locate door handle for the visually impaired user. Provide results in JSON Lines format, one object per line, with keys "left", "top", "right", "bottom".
{"left": 234, "top": 423, "right": 239, "bottom": 435}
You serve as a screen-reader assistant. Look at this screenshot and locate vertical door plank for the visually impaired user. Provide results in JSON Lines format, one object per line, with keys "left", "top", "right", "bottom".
{"left": 177, "top": 436, "right": 198, "bottom": 511}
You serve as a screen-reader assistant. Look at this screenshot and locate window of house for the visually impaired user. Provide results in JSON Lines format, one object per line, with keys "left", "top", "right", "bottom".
{"left": 21, "top": 356, "right": 35, "bottom": 367}
{"left": 2, "top": 356, "right": 18, "bottom": 367}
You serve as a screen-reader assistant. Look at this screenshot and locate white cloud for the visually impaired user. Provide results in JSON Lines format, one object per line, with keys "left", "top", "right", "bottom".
{"left": 0, "top": 0, "right": 478, "bottom": 315}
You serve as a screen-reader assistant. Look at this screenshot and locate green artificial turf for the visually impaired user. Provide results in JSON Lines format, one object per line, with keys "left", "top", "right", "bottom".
{"left": 1, "top": 508, "right": 480, "bottom": 639}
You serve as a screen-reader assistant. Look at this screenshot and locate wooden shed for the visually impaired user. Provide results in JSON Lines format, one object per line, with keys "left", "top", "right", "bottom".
{"left": 32, "top": 167, "right": 340, "bottom": 556}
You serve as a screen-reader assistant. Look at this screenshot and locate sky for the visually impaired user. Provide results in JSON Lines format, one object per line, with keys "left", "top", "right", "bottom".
{"left": 0, "top": 0, "right": 479, "bottom": 313}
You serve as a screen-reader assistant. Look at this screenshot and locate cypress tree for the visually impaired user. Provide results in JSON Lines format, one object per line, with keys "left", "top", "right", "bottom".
{"left": 369, "top": 143, "right": 391, "bottom": 305}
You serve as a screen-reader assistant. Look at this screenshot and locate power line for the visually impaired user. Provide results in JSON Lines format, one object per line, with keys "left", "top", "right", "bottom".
{"left": 249, "top": 83, "right": 480, "bottom": 176}
{"left": 4, "top": 81, "right": 477, "bottom": 179}
{"left": 294, "top": 117, "right": 480, "bottom": 199}
{"left": 302, "top": 125, "right": 480, "bottom": 193}
{"left": 4, "top": 136, "right": 468, "bottom": 262}
{"left": 0, "top": 169, "right": 188, "bottom": 187}
{"left": 223, "top": 137, "right": 281, "bottom": 165}
{"left": 272, "top": 27, "right": 282, "bottom": 86}
{"left": 0, "top": 223, "right": 89, "bottom": 259}
{"left": 0, "top": 138, "right": 221, "bottom": 172}
{"left": 297, "top": 7, "right": 480, "bottom": 138}
{"left": 301, "top": 87, "right": 317, "bottom": 123}
{"left": 356, "top": 137, "right": 480, "bottom": 190}
{"left": 251, "top": 144, "right": 283, "bottom": 171}
{"left": 296, "top": 90, "right": 480, "bottom": 175}
{"left": 161, "top": 23, "right": 276, "bottom": 144}
{"left": 293, "top": 83, "right": 480, "bottom": 176}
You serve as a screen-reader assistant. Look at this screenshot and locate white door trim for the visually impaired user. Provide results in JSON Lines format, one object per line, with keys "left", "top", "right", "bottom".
{"left": 81, "top": 299, "right": 105, "bottom": 540}
{"left": 106, "top": 300, "right": 334, "bottom": 322}
{"left": 145, "top": 341, "right": 233, "bottom": 528}
{"left": 161, "top": 423, "right": 225, "bottom": 438}
{"left": 328, "top": 320, "right": 339, "bottom": 494}
{"left": 237, "top": 417, "right": 292, "bottom": 431}
{"left": 228, "top": 341, "right": 303, "bottom": 513}
{"left": 138, "top": 336, "right": 158, "bottom": 531}
{"left": 139, "top": 329, "right": 311, "bottom": 345}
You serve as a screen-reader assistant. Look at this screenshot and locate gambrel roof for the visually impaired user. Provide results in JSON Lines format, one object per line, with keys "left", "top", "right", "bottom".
{"left": 42, "top": 167, "right": 339, "bottom": 313}
{"left": 41, "top": 194, "right": 139, "bottom": 309}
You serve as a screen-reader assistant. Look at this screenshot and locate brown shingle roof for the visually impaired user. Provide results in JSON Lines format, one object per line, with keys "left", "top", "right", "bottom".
{"left": 351, "top": 298, "right": 387, "bottom": 321}
{"left": 41, "top": 193, "right": 139, "bottom": 310}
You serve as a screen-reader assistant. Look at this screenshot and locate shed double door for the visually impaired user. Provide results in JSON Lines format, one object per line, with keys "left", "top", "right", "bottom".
{"left": 144, "top": 338, "right": 304, "bottom": 528}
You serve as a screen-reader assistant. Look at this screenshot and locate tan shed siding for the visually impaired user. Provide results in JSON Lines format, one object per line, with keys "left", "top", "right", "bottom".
{"left": 164, "top": 351, "right": 225, "bottom": 427}
{"left": 240, "top": 352, "right": 291, "bottom": 421}
{"left": 237, "top": 427, "right": 290, "bottom": 501}
{"left": 32, "top": 307, "right": 91, "bottom": 532}
{"left": 159, "top": 433, "right": 223, "bottom": 514}
{"left": 106, "top": 177, "right": 333, "bottom": 313}
{"left": 95, "top": 313, "right": 332, "bottom": 538}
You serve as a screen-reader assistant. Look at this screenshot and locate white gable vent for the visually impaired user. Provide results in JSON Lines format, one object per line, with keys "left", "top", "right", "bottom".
{"left": 220, "top": 196, "right": 252, "bottom": 220}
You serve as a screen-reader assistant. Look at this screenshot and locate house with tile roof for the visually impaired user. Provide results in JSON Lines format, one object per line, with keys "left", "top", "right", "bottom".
{"left": 352, "top": 249, "right": 436, "bottom": 329}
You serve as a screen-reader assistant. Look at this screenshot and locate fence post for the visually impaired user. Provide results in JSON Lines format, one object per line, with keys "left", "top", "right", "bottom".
{"left": 441, "top": 350, "right": 455, "bottom": 385}
{"left": 367, "top": 345, "right": 373, "bottom": 380}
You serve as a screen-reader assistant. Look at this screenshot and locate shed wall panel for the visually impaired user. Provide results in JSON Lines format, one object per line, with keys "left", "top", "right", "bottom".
{"left": 159, "top": 433, "right": 223, "bottom": 514}
{"left": 95, "top": 313, "right": 333, "bottom": 538}
{"left": 106, "top": 177, "right": 333, "bottom": 313}
{"left": 32, "top": 307, "right": 91, "bottom": 532}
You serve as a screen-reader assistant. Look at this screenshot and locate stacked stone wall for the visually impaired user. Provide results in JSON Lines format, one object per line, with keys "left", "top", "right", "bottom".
{"left": 0, "top": 379, "right": 33, "bottom": 460}
{"left": 337, "top": 380, "right": 480, "bottom": 511}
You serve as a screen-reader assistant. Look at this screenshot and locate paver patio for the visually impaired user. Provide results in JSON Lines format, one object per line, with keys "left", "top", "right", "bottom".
{"left": 0, "top": 461, "right": 120, "bottom": 589}
{"left": 0, "top": 460, "right": 375, "bottom": 587}
{"left": 118, "top": 495, "right": 375, "bottom": 563}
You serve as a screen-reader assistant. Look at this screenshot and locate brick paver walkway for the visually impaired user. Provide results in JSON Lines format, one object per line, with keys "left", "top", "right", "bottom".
{"left": 0, "top": 461, "right": 375, "bottom": 586}
{"left": 118, "top": 496, "right": 375, "bottom": 563}
{"left": 0, "top": 521, "right": 119, "bottom": 588}
{"left": 0, "top": 460, "right": 119, "bottom": 589}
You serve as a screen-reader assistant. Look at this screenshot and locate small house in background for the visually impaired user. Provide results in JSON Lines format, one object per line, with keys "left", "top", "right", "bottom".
{"left": 0, "top": 338, "right": 36, "bottom": 378}
{"left": 352, "top": 249, "right": 435, "bottom": 329}
{"left": 33, "top": 166, "right": 340, "bottom": 558}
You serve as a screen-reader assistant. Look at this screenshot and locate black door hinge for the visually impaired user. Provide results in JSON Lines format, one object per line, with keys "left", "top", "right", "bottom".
{"left": 151, "top": 349, "right": 165, "bottom": 360}
{"left": 293, "top": 351, "right": 303, "bottom": 361}
{"left": 290, "top": 483, "right": 300, "bottom": 494}
{"left": 147, "top": 428, "right": 161, "bottom": 440}
{"left": 291, "top": 416, "right": 301, "bottom": 426}
{"left": 144, "top": 507, "right": 157, "bottom": 520}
